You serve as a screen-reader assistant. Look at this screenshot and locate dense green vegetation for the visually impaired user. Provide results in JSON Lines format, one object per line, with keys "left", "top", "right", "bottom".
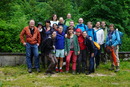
{"left": 0, "top": 0, "right": 130, "bottom": 52}
{"left": 0, "top": 61, "right": 130, "bottom": 87}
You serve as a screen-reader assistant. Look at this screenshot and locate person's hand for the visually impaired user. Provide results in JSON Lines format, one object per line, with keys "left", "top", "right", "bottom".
{"left": 65, "top": 34, "right": 67, "bottom": 38}
{"left": 37, "top": 43, "right": 39, "bottom": 46}
{"left": 78, "top": 51, "right": 80, "bottom": 55}
{"left": 91, "top": 53, "right": 94, "bottom": 57}
{"left": 65, "top": 52, "right": 67, "bottom": 56}
{"left": 23, "top": 42, "right": 26, "bottom": 46}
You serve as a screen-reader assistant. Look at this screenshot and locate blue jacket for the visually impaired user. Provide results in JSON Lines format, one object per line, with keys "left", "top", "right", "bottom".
{"left": 58, "top": 23, "right": 68, "bottom": 33}
{"left": 87, "top": 28, "right": 97, "bottom": 42}
{"left": 55, "top": 31, "right": 65, "bottom": 49}
{"left": 75, "top": 24, "right": 88, "bottom": 32}
{"left": 106, "top": 30, "right": 121, "bottom": 47}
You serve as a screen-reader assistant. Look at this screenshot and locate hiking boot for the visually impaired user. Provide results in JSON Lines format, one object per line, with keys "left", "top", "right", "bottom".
{"left": 66, "top": 71, "right": 69, "bottom": 73}
{"left": 55, "top": 69, "right": 59, "bottom": 73}
{"left": 36, "top": 68, "right": 41, "bottom": 73}
{"left": 59, "top": 69, "right": 63, "bottom": 73}
{"left": 86, "top": 72, "right": 91, "bottom": 75}
{"left": 109, "top": 65, "right": 114, "bottom": 70}
{"left": 28, "top": 68, "right": 32, "bottom": 73}
{"left": 72, "top": 70, "right": 76, "bottom": 75}
{"left": 115, "top": 66, "right": 120, "bottom": 72}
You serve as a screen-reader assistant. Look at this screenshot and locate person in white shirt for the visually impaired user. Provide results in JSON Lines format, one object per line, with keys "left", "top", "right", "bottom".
{"left": 94, "top": 22, "right": 104, "bottom": 68}
{"left": 50, "top": 14, "right": 59, "bottom": 26}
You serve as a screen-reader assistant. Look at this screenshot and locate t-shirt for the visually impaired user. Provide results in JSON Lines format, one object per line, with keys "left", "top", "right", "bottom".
{"left": 50, "top": 21, "right": 59, "bottom": 26}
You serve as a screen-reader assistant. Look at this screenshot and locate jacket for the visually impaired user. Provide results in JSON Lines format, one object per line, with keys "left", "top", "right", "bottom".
{"left": 106, "top": 30, "right": 120, "bottom": 47}
{"left": 87, "top": 28, "right": 97, "bottom": 42}
{"left": 65, "top": 34, "right": 80, "bottom": 55}
{"left": 58, "top": 23, "right": 68, "bottom": 33}
{"left": 20, "top": 26, "right": 41, "bottom": 44}
{"left": 55, "top": 31, "right": 65, "bottom": 49}
{"left": 76, "top": 28, "right": 86, "bottom": 50}
{"left": 75, "top": 24, "right": 88, "bottom": 32}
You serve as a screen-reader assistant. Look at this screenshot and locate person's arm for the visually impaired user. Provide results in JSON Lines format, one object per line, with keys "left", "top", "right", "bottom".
{"left": 94, "top": 30, "right": 97, "bottom": 42}
{"left": 100, "top": 30, "right": 104, "bottom": 45}
{"left": 112, "top": 31, "right": 121, "bottom": 47}
{"left": 75, "top": 35, "right": 80, "bottom": 54}
{"left": 37, "top": 29, "right": 41, "bottom": 46}
{"left": 20, "top": 28, "right": 26, "bottom": 45}
{"left": 64, "top": 38, "right": 68, "bottom": 56}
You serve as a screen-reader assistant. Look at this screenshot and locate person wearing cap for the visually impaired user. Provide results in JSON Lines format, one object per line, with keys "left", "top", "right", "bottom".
{"left": 75, "top": 28, "right": 87, "bottom": 74}
{"left": 41, "top": 20, "right": 54, "bottom": 68}
{"left": 20, "top": 19, "right": 41, "bottom": 73}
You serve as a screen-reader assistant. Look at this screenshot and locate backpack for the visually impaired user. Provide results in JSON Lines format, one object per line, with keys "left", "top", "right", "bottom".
{"left": 115, "top": 29, "right": 123, "bottom": 45}
{"left": 76, "top": 24, "right": 87, "bottom": 31}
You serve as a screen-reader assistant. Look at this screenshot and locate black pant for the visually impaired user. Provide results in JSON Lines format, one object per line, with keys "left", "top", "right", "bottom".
{"left": 46, "top": 53, "right": 58, "bottom": 72}
{"left": 77, "top": 49, "right": 87, "bottom": 73}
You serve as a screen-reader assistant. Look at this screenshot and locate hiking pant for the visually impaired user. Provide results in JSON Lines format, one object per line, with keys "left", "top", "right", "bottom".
{"left": 95, "top": 45, "right": 102, "bottom": 67}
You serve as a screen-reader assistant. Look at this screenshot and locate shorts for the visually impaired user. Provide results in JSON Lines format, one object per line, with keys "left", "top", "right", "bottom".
{"left": 56, "top": 49, "right": 65, "bottom": 58}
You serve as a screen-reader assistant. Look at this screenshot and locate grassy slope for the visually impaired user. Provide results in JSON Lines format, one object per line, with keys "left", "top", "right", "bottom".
{"left": 0, "top": 61, "right": 130, "bottom": 87}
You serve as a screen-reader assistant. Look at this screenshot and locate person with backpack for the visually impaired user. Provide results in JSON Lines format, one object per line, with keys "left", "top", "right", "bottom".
{"left": 20, "top": 19, "right": 41, "bottom": 73}
{"left": 87, "top": 22, "right": 97, "bottom": 42}
{"left": 43, "top": 31, "right": 58, "bottom": 75}
{"left": 64, "top": 13, "right": 73, "bottom": 26}
{"left": 105, "top": 24, "right": 121, "bottom": 72}
{"left": 82, "top": 31, "right": 98, "bottom": 75}
{"left": 94, "top": 22, "right": 104, "bottom": 68}
{"left": 65, "top": 26, "right": 80, "bottom": 74}
{"left": 75, "top": 18, "right": 88, "bottom": 32}
{"left": 76, "top": 28, "right": 87, "bottom": 74}
{"left": 55, "top": 26, "right": 65, "bottom": 73}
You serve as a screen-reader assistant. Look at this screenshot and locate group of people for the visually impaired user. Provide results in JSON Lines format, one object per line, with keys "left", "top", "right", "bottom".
{"left": 20, "top": 13, "right": 121, "bottom": 75}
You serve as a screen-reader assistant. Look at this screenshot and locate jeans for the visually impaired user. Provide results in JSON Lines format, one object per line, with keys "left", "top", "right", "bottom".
{"left": 26, "top": 43, "right": 40, "bottom": 69}
{"left": 77, "top": 49, "right": 87, "bottom": 73}
{"left": 66, "top": 51, "right": 77, "bottom": 71}
{"left": 89, "top": 50, "right": 97, "bottom": 72}
{"left": 95, "top": 45, "right": 102, "bottom": 67}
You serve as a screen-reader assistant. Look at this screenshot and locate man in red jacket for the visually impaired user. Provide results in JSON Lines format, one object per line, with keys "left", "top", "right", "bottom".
{"left": 76, "top": 28, "right": 87, "bottom": 74}
{"left": 20, "top": 19, "right": 41, "bottom": 73}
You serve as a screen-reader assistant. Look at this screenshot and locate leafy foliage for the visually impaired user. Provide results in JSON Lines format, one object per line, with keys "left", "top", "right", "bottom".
{"left": 0, "top": 0, "right": 130, "bottom": 52}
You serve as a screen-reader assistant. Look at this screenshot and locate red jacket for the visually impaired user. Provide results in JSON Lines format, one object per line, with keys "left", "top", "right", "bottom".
{"left": 20, "top": 26, "right": 41, "bottom": 45}
{"left": 76, "top": 28, "right": 86, "bottom": 50}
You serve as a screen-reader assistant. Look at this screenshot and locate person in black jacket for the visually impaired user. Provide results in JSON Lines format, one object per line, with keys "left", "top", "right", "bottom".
{"left": 82, "top": 31, "right": 98, "bottom": 75}
{"left": 41, "top": 31, "right": 58, "bottom": 74}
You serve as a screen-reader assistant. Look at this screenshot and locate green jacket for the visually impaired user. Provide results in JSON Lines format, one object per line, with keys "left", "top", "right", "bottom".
{"left": 64, "top": 18, "right": 73, "bottom": 26}
{"left": 65, "top": 35, "right": 80, "bottom": 55}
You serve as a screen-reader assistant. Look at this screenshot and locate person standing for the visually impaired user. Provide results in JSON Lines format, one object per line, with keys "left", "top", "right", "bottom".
{"left": 50, "top": 14, "right": 59, "bottom": 27}
{"left": 55, "top": 26, "right": 65, "bottom": 73}
{"left": 65, "top": 26, "right": 80, "bottom": 74}
{"left": 94, "top": 22, "right": 104, "bottom": 68}
{"left": 20, "top": 19, "right": 41, "bottom": 73}
{"left": 76, "top": 28, "right": 87, "bottom": 74}
{"left": 64, "top": 13, "right": 73, "bottom": 26}
{"left": 75, "top": 18, "right": 88, "bottom": 32}
{"left": 106, "top": 24, "right": 120, "bottom": 72}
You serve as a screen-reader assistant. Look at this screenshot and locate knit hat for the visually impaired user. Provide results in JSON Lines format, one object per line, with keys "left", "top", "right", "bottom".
{"left": 76, "top": 28, "right": 82, "bottom": 33}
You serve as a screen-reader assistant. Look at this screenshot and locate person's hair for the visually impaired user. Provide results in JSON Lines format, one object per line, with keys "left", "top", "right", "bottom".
{"left": 69, "top": 20, "right": 74, "bottom": 23}
{"left": 57, "top": 25, "right": 63, "bottom": 29}
{"left": 101, "top": 21, "right": 106, "bottom": 23}
{"left": 51, "top": 31, "right": 56, "bottom": 39}
{"left": 45, "top": 20, "right": 51, "bottom": 24}
{"left": 53, "top": 23, "right": 58, "bottom": 27}
{"left": 87, "top": 21, "right": 92, "bottom": 25}
{"left": 109, "top": 24, "right": 114, "bottom": 28}
{"left": 52, "top": 14, "right": 57, "bottom": 21}
{"left": 29, "top": 19, "right": 35, "bottom": 24}
{"left": 67, "top": 26, "right": 74, "bottom": 39}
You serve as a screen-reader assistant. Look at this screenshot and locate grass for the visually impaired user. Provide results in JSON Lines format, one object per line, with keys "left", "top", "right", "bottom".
{"left": 0, "top": 60, "right": 130, "bottom": 87}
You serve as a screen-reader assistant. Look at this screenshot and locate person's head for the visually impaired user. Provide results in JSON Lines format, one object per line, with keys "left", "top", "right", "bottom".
{"left": 45, "top": 20, "right": 51, "bottom": 27}
{"left": 101, "top": 21, "right": 106, "bottom": 28}
{"left": 82, "top": 31, "right": 87, "bottom": 38}
{"left": 29, "top": 19, "right": 35, "bottom": 27}
{"left": 69, "top": 21, "right": 74, "bottom": 27}
{"left": 78, "top": 18, "right": 84, "bottom": 24}
{"left": 37, "top": 22, "right": 43, "bottom": 28}
{"left": 52, "top": 31, "right": 57, "bottom": 38}
{"left": 59, "top": 17, "right": 64, "bottom": 24}
{"left": 52, "top": 14, "right": 57, "bottom": 21}
{"left": 95, "top": 21, "right": 101, "bottom": 28}
{"left": 76, "top": 28, "right": 82, "bottom": 36}
{"left": 67, "top": 13, "right": 71, "bottom": 19}
{"left": 53, "top": 23, "right": 58, "bottom": 30}
{"left": 67, "top": 26, "right": 74, "bottom": 38}
{"left": 109, "top": 24, "right": 114, "bottom": 31}
{"left": 87, "top": 22, "right": 93, "bottom": 29}
{"left": 57, "top": 26, "right": 63, "bottom": 33}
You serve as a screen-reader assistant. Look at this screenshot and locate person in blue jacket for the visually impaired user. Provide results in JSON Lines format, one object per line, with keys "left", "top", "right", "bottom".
{"left": 75, "top": 18, "right": 88, "bottom": 32}
{"left": 55, "top": 26, "right": 65, "bottom": 73}
{"left": 106, "top": 24, "right": 121, "bottom": 72}
{"left": 86, "top": 22, "right": 97, "bottom": 42}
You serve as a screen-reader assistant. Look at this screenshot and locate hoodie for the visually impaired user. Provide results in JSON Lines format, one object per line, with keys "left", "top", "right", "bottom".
{"left": 76, "top": 28, "right": 86, "bottom": 50}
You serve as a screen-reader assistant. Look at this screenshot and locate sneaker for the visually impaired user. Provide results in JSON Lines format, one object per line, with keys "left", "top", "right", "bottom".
{"left": 59, "top": 69, "right": 63, "bottom": 72}
{"left": 55, "top": 69, "right": 59, "bottom": 73}
{"left": 66, "top": 71, "right": 69, "bottom": 73}
{"left": 28, "top": 68, "right": 32, "bottom": 73}
{"left": 109, "top": 65, "right": 114, "bottom": 71}
{"left": 72, "top": 70, "right": 76, "bottom": 75}
{"left": 115, "top": 66, "right": 120, "bottom": 72}
{"left": 36, "top": 68, "right": 41, "bottom": 73}
{"left": 86, "top": 72, "right": 91, "bottom": 75}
